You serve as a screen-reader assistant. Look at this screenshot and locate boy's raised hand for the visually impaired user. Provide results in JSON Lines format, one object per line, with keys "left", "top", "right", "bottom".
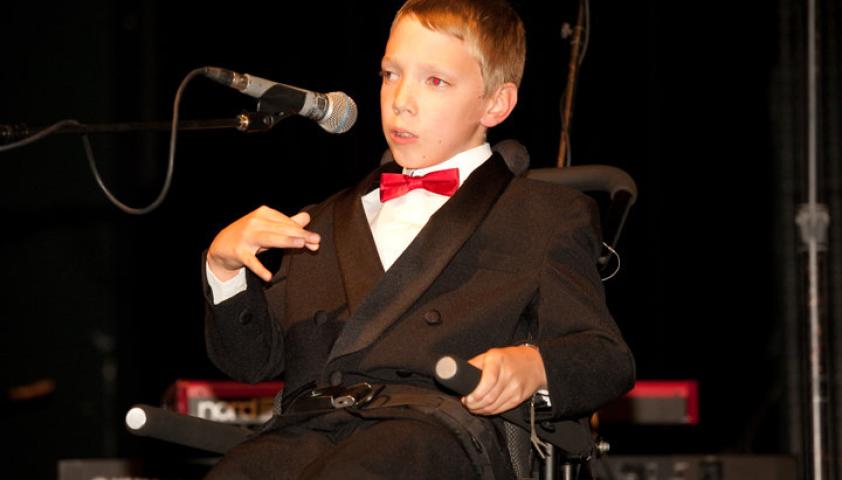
{"left": 462, "top": 345, "right": 548, "bottom": 416}
{"left": 206, "top": 206, "right": 320, "bottom": 283}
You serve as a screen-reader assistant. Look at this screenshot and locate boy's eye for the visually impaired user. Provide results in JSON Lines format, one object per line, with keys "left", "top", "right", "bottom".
{"left": 427, "top": 76, "right": 448, "bottom": 87}
{"left": 379, "top": 70, "right": 397, "bottom": 82}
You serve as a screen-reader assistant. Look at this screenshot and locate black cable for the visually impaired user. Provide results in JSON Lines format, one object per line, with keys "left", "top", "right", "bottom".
{"left": 1, "top": 67, "right": 206, "bottom": 215}
{"left": 84, "top": 67, "right": 205, "bottom": 215}
{"left": 0, "top": 119, "right": 83, "bottom": 152}
{"left": 579, "top": 0, "right": 591, "bottom": 67}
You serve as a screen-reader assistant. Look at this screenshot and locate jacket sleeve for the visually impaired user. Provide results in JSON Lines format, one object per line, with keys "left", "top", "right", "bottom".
{"left": 533, "top": 194, "right": 636, "bottom": 420}
{"left": 202, "top": 250, "right": 288, "bottom": 384}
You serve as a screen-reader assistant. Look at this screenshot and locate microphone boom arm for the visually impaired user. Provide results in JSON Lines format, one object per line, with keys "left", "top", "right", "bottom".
{"left": 0, "top": 111, "right": 286, "bottom": 146}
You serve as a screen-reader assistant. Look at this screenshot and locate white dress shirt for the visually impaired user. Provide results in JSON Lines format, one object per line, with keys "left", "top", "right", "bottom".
{"left": 206, "top": 143, "right": 493, "bottom": 305}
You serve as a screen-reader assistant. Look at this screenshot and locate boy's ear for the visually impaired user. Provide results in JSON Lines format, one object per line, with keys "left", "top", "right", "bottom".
{"left": 480, "top": 82, "right": 518, "bottom": 128}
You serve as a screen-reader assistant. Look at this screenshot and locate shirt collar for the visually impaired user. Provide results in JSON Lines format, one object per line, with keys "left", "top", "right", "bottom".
{"left": 403, "top": 143, "right": 492, "bottom": 187}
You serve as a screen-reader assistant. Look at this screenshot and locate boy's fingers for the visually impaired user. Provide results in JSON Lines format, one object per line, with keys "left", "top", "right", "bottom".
{"left": 247, "top": 214, "right": 318, "bottom": 241}
{"left": 251, "top": 205, "right": 289, "bottom": 223}
{"left": 242, "top": 255, "right": 272, "bottom": 282}
{"left": 289, "top": 211, "right": 311, "bottom": 227}
{"left": 272, "top": 220, "right": 320, "bottom": 244}
{"left": 481, "top": 384, "right": 521, "bottom": 415}
{"left": 255, "top": 229, "right": 318, "bottom": 250}
{"left": 472, "top": 373, "right": 507, "bottom": 411}
{"left": 466, "top": 356, "right": 500, "bottom": 404}
{"left": 252, "top": 208, "right": 313, "bottom": 233}
{"left": 254, "top": 204, "right": 284, "bottom": 216}
{"left": 472, "top": 375, "right": 528, "bottom": 415}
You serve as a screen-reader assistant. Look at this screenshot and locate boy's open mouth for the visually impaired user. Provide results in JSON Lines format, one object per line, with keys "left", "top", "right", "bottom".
{"left": 390, "top": 128, "right": 418, "bottom": 142}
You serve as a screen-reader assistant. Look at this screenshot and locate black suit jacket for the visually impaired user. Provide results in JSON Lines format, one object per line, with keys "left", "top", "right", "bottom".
{"left": 203, "top": 154, "right": 635, "bottom": 421}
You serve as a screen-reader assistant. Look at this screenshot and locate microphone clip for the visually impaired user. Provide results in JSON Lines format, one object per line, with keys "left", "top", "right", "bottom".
{"left": 236, "top": 111, "right": 288, "bottom": 133}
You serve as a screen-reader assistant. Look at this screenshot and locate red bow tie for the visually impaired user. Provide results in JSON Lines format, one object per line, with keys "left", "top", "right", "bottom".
{"left": 379, "top": 168, "right": 460, "bottom": 202}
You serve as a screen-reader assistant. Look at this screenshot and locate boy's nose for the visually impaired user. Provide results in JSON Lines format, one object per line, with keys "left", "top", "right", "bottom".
{"left": 392, "top": 80, "right": 416, "bottom": 115}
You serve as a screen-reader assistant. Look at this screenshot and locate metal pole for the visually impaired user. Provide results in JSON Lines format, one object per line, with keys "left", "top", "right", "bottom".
{"left": 557, "top": 0, "right": 586, "bottom": 168}
{"left": 795, "top": 0, "right": 831, "bottom": 476}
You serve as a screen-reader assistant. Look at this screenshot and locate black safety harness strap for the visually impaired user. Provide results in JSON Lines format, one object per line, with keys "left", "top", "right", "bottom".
{"left": 350, "top": 386, "right": 513, "bottom": 480}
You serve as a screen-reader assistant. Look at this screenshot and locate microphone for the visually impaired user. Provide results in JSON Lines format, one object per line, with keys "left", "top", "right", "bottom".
{"left": 202, "top": 66, "right": 357, "bottom": 134}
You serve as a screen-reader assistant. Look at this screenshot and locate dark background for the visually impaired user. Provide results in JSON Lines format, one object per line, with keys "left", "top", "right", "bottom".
{"left": 1, "top": 1, "right": 839, "bottom": 478}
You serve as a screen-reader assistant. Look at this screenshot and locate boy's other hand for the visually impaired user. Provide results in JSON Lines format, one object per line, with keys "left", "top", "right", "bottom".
{"left": 207, "top": 206, "right": 321, "bottom": 283}
{"left": 462, "top": 345, "right": 548, "bottom": 416}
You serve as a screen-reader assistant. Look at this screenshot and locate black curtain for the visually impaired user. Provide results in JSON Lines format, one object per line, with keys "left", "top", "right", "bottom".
{"left": 0, "top": 1, "right": 811, "bottom": 477}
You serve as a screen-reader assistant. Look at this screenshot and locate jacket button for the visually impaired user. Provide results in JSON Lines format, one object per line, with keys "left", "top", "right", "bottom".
{"left": 313, "top": 310, "right": 328, "bottom": 326}
{"left": 423, "top": 310, "right": 442, "bottom": 325}
{"left": 238, "top": 310, "right": 253, "bottom": 325}
{"left": 329, "top": 371, "right": 343, "bottom": 386}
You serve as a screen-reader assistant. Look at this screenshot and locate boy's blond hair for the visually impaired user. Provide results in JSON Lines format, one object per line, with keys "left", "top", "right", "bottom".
{"left": 393, "top": 0, "right": 526, "bottom": 96}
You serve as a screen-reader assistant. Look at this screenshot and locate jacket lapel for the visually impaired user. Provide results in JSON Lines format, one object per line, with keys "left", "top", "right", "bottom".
{"left": 329, "top": 153, "right": 513, "bottom": 362}
{"left": 333, "top": 162, "right": 401, "bottom": 316}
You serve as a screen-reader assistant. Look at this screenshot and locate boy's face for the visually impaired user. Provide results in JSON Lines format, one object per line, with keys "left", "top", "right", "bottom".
{"left": 380, "top": 16, "right": 493, "bottom": 169}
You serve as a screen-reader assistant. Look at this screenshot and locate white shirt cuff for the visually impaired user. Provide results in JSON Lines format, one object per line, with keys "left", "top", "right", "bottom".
{"left": 205, "top": 262, "right": 247, "bottom": 305}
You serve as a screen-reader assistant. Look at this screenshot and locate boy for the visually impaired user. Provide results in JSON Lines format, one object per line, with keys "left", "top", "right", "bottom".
{"left": 202, "top": 0, "right": 634, "bottom": 478}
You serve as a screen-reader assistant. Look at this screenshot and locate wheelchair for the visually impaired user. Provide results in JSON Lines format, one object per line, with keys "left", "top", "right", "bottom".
{"left": 127, "top": 140, "right": 637, "bottom": 480}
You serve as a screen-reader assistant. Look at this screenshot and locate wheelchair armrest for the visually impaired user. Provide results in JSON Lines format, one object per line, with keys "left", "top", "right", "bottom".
{"left": 435, "top": 356, "right": 593, "bottom": 460}
{"left": 125, "top": 404, "right": 253, "bottom": 454}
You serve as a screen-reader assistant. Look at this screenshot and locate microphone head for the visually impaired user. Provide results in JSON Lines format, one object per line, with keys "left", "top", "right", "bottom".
{"left": 320, "top": 92, "right": 358, "bottom": 134}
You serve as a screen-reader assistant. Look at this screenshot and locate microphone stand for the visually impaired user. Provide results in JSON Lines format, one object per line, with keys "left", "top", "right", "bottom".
{"left": 1, "top": 68, "right": 310, "bottom": 214}
{"left": 556, "top": 0, "right": 587, "bottom": 168}
{"left": 0, "top": 111, "right": 287, "bottom": 145}
{"left": 0, "top": 110, "right": 288, "bottom": 214}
